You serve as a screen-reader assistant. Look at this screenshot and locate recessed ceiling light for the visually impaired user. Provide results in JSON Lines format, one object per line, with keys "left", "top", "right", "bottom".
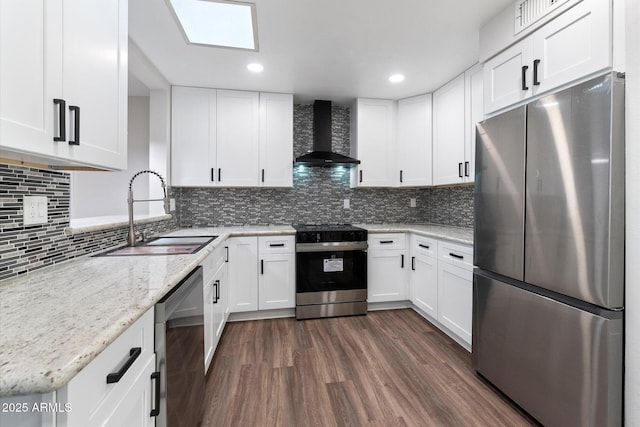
{"left": 247, "top": 63, "right": 264, "bottom": 72}
{"left": 389, "top": 74, "right": 405, "bottom": 83}
{"left": 167, "top": 0, "right": 259, "bottom": 50}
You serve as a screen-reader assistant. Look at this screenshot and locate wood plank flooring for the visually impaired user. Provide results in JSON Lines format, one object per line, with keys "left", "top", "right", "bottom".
{"left": 202, "top": 309, "right": 538, "bottom": 427}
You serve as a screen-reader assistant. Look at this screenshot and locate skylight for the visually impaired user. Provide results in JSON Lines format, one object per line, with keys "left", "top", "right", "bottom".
{"left": 167, "top": 0, "right": 258, "bottom": 50}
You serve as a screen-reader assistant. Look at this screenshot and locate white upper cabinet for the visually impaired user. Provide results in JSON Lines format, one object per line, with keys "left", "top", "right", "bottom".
{"left": 259, "top": 93, "right": 293, "bottom": 187}
{"left": 396, "top": 94, "right": 433, "bottom": 187}
{"left": 350, "top": 98, "right": 396, "bottom": 187}
{"left": 484, "top": 0, "right": 611, "bottom": 114}
{"left": 171, "top": 88, "right": 292, "bottom": 187}
{"left": 433, "top": 65, "right": 483, "bottom": 186}
{"left": 216, "top": 90, "right": 260, "bottom": 186}
{"left": 433, "top": 74, "right": 466, "bottom": 186}
{"left": 171, "top": 86, "right": 217, "bottom": 186}
{"left": 0, "top": 0, "right": 127, "bottom": 170}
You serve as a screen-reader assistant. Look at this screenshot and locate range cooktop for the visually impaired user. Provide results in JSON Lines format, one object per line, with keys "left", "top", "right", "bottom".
{"left": 292, "top": 224, "right": 367, "bottom": 243}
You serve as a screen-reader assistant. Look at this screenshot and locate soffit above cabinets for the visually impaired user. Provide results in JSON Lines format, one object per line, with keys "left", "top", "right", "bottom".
{"left": 129, "top": 0, "right": 512, "bottom": 104}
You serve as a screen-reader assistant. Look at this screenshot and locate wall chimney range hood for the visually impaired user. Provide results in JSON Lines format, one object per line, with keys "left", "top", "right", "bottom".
{"left": 294, "top": 100, "right": 360, "bottom": 167}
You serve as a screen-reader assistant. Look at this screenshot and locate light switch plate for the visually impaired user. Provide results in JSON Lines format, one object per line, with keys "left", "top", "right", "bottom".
{"left": 23, "top": 196, "right": 48, "bottom": 225}
{"left": 410, "top": 198, "right": 417, "bottom": 208}
{"left": 343, "top": 199, "right": 350, "bottom": 209}
{"left": 170, "top": 198, "right": 176, "bottom": 212}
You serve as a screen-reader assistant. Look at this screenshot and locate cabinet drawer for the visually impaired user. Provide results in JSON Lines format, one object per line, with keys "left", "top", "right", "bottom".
{"left": 203, "top": 244, "right": 227, "bottom": 283}
{"left": 64, "top": 309, "right": 154, "bottom": 423}
{"left": 258, "top": 235, "right": 294, "bottom": 254}
{"left": 369, "top": 233, "right": 406, "bottom": 251}
{"left": 438, "top": 241, "right": 473, "bottom": 269}
{"left": 411, "top": 235, "right": 438, "bottom": 258}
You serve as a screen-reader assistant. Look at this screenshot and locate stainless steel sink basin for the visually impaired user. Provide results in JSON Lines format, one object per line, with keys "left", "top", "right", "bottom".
{"left": 98, "top": 235, "right": 218, "bottom": 256}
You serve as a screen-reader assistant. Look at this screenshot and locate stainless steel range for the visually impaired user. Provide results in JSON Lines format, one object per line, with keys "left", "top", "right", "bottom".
{"left": 293, "top": 224, "right": 368, "bottom": 320}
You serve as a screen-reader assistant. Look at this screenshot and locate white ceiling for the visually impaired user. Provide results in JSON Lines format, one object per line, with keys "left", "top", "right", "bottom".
{"left": 129, "top": 0, "right": 512, "bottom": 104}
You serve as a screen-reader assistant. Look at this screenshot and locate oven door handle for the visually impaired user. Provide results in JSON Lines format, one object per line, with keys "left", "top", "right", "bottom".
{"left": 296, "top": 242, "right": 368, "bottom": 252}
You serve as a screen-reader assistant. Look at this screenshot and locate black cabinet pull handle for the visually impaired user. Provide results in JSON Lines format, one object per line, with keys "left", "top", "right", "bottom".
{"left": 260, "top": 259, "right": 264, "bottom": 275}
{"left": 359, "top": 170, "right": 363, "bottom": 183}
{"left": 411, "top": 256, "right": 415, "bottom": 271}
{"left": 68, "top": 106, "right": 80, "bottom": 145}
{"left": 521, "top": 65, "right": 529, "bottom": 91}
{"left": 400, "top": 170, "right": 403, "bottom": 183}
{"left": 225, "top": 246, "right": 229, "bottom": 262}
{"left": 261, "top": 169, "right": 265, "bottom": 183}
{"left": 418, "top": 244, "right": 430, "bottom": 249}
{"left": 218, "top": 168, "right": 221, "bottom": 181}
{"left": 212, "top": 281, "right": 218, "bottom": 303}
{"left": 458, "top": 162, "right": 463, "bottom": 178}
{"left": 533, "top": 59, "right": 541, "bottom": 86}
{"left": 211, "top": 168, "right": 215, "bottom": 182}
{"left": 464, "top": 161, "right": 469, "bottom": 177}
{"left": 401, "top": 254, "right": 404, "bottom": 268}
{"left": 380, "top": 240, "right": 394, "bottom": 244}
{"left": 269, "top": 243, "right": 285, "bottom": 247}
{"left": 449, "top": 252, "right": 464, "bottom": 260}
{"left": 150, "top": 371, "right": 161, "bottom": 417}
{"left": 215, "top": 279, "right": 220, "bottom": 302}
{"left": 106, "top": 347, "right": 141, "bottom": 384}
{"left": 53, "top": 99, "right": 66, "bottom": 142}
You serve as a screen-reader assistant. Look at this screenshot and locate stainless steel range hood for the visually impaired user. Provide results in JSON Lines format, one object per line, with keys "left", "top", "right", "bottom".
{"left": 294, "top": 100, "right": 360, "bottom": 167}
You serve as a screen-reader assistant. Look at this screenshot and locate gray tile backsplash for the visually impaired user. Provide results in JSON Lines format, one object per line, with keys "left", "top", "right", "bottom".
{"left": 1, "top": 104, "right": 472, "bottom": 281}
{"left": 176, "top": 104, "right": 474, "bottom": 228}
{"left": 0, "top": 164, "right": 178, "bottom": 281}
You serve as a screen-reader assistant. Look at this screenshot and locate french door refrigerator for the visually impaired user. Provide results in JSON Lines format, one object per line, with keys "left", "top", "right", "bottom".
{"left": 473, "top": 72, "right": 624, "bottom": 427}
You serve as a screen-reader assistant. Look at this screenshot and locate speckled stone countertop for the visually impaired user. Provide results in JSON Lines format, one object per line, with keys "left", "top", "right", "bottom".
{"left": 359, "top": 223, "right": 473, "bottom": 245}
{"left": 0, "top": 223, "right": 469, "bottom": 398}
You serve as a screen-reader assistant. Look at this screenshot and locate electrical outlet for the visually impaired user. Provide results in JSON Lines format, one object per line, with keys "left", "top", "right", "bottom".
{"left": 23, "top": 196, "right": 48, "bottom": 225}
{"left": 343, "top": 199, "right": 350, "bottom": 209}
{"left": 170, "top": 198, "right": 176, "bottom": 212}
{"left": 410, "top": 198, "right": 416, "bottom": 208}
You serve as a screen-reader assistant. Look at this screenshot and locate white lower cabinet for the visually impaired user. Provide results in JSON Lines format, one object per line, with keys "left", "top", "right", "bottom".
{"left": 409, "top": 235, "right": 438, "bottom": 318}
{"left": 367, "top": 234, "right": 407, "bottom": 302}
{"left": 229, "top": 235, "right": 296, "bottom": 313}
{"left": 228, "top": 237, "right": 259, "bottom": 312}
{"left": 203, "top": 244, "right": 229, "bottom": 373}
{"left": 436, "top": 241, "right": 474, "bottom": 347}
{"left": 59, "top": 309, "right": 157, "bottom": 426}
{"left": 258, "top": 236, "right": 296, "bottom": 309}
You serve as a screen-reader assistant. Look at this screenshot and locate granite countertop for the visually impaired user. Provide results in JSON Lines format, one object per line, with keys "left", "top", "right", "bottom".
{"left": 0, "top": 223, "right": 469, "bottom": 398}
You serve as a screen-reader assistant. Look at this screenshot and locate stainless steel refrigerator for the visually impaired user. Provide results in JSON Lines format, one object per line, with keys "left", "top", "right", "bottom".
{"left": 473, "top": 72, "right": 624, "bottom": 427}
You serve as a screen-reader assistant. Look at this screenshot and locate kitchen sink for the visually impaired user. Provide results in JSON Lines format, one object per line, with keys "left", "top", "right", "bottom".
{"left": 98, "top": 235, "right": 218, "bottom": 256}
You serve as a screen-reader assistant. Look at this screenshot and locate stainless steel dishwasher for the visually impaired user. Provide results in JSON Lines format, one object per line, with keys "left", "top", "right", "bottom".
{"left": 155, "top": 266, "right": 205, "bottom": 427}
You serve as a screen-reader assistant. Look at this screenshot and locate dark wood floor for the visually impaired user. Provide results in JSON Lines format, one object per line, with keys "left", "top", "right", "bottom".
{"left": 202, "top": 309, "right": 538, "bottom": 427}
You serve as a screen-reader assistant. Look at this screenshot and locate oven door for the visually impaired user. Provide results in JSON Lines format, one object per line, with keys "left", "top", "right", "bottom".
{"left": 296, "top": 243, "right": 367, "bottom": 301}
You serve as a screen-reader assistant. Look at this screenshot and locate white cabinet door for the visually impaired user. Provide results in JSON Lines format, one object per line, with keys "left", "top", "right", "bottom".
{"left": 216, "top": 90, "right": 260, "bottom": 186}
{"left": 464, "top": 64, "right": 484, "bottom": 183}
{"left": 204, "top": 274, "right": 216, "bottom": 371}
{"left": 396, "top": 94, "right": 432, "bottom": 187}
{"left": 531, "top": 0, "right": 610, "bottom": 95}
{"left": 368, "top": 242, "right": 408, "bottom": 303}
{"left": 0, "top": 0, "right": 58, "bottom": 159}
{"left": 437, "top": 262, "right": 473, "bottom": 346}
{"left": 259, "top": 92, "right": 293, "bottom": 187}
{"left": 433, "top": 74, "right": 466, "bottom": 185}
{"left": 61, "top": 0, "right": 127, "bottom": 170}
{"left": 409, "top": 236, "right": 438, "bottom": 318}
{"left": 483, "top": 38, "right": 533, "bottom": 115}
{"left": 259, "top": 252, "right": 295, "bottom": 310}
{"left": 351, "top": 98, "right": 395, "bottom": 187}
{"left": 228, "top": 237, "right": 259, "bottom": 312}
{"left": 96, "top": 356, "right": 156, "bottom": 427}
{"left": 0, "top": 0, "right": 127, "bottom": 170}
{"left": 171, "top": 86, "right": 217, "bottom": 186}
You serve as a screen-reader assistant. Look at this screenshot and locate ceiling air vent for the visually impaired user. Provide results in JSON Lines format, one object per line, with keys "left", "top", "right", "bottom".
{"left": 514, "top": 0, "right": 573, "bottom": 34}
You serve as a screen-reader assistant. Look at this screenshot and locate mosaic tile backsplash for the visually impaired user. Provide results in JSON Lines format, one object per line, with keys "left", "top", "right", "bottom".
{"left": 0, "top": 164, "right": 178, "bottom": 281}
{"left": 175, "top": 104, "right": 474, "bottom": 228}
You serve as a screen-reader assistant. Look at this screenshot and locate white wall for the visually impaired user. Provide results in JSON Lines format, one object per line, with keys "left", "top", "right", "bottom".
{"left": 148, "top": 90, "right": 171, "bottom": 215}
{"left": 70, "top": 97, "right": 150, "bottom": 218}
{"left": 625, "top": 0, "right": 640, "bottom": 423}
